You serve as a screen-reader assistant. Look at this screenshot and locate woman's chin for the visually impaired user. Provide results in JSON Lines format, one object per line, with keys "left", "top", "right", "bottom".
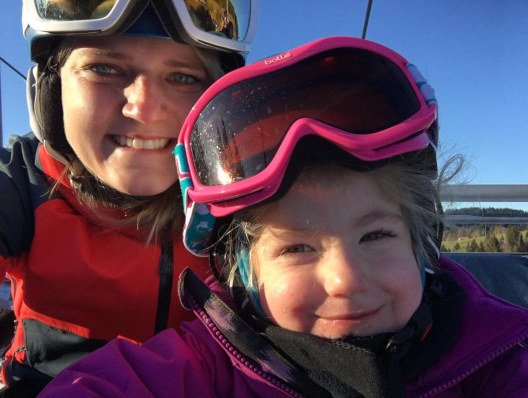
{"left": 107, "top": 178, "right": 175, "bottom": 197}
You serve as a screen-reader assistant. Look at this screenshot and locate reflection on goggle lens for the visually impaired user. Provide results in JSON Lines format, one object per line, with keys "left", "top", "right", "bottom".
{"left": 190, "top": 49, "right": 421, "bottom": 187}
{"left": 184, "top": 0, "right": 251, "bottom": 41}
{"left": 36, "top": 0, "right": 117, "bottom": 21}
{"left": 35, "top": 0, "right": 251, "bottom": 41}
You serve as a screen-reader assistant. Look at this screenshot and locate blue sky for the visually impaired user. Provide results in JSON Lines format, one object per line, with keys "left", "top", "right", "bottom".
{"left": 1, "top": 1, "right": 527, "bottom": 208}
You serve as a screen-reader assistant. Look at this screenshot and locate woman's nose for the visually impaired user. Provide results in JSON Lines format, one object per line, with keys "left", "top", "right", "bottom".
{"left": 322, "top": 245, "right": 368, "bottom": 297}
{"left": 122, "top": 75, "right": 169, "bottom": 124}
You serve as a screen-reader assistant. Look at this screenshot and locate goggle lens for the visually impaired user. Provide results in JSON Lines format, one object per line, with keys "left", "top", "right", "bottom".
{"left": 190, "top": 48, "right": 421, "bottom": 187}
{"left": 184, "top": 0, "right": 251, "bottom": 41}
{"left": 36, "top": 0, "right": 117, "bottom": 21}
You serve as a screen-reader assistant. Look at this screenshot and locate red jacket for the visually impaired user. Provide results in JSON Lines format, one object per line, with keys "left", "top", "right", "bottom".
{"left": 0, "top": 134, "right": 209, "bottom": 383}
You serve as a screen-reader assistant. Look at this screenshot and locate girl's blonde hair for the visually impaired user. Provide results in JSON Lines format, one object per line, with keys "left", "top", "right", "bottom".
{"left": 218, "top": 156, "right": 463, "bottom": 295}
{"left": 46, "top": 38, "right": 225, "bottom": 244}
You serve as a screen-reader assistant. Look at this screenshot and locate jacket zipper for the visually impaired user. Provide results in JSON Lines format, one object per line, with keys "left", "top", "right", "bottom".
{"left": 7, "top": 275, "right": 15, "bottom": 309}
{"left": 4, "top": 276, "right": 19, "bottom": 357}
{"left": 418, "top": 329, "right": 528, "bottom": 397}
{"left": 154, "top": 244, "right": 174, "bottom": 334}
{"left": 186, "top": 292, "right": 304, "bottom": 398}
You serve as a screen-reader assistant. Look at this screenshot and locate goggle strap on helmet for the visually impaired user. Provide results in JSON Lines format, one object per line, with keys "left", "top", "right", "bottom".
{"left": 182, "top": 201, "right": 216, "bottom": 257}
{"left": 176, "top": 144, "right": 216, "bottom": 255}
{"left": 174, "top": 143, "right": 191, "bottom": 208}
{"left": 406, "top": 64, "right": 437, "bottom": 106}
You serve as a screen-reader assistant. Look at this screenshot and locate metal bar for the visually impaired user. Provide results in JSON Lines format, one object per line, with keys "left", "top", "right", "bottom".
{"left": 0, "top": 57, "right": 27, "bottom": 81}
{"left": 362, "top": 0, "right": 374, "bottom": 39}
{"left": 444, "top": 215, "right": 528, "bottom": 225}
{"left": 0, "top": 66, "right": 2, "bottom": 146}
{"left": 440, "top": 184, "right": 528, "bottom": 203}
{"left": 0, "top": 57, "right": 27, "bottom": 146}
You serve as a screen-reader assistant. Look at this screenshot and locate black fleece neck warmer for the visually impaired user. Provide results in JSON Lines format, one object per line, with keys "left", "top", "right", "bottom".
{"left": 248, "top": 271, "right": 466, "bottom": 398}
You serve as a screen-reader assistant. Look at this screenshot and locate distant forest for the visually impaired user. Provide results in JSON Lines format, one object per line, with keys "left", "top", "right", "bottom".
{"left": 445, "top": 207, "right": 528, "bottom": 216}
{"left": 442, "top": 207, "right": 528, "bottom": 253}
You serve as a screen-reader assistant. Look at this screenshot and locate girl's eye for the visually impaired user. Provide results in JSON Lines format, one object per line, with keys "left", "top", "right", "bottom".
{"left": 280, "top": 245, "right": 313, "bottom": 255}
{"left": 360, "top": 230, "right": 395, "bottom": 243}
{"left": 171, "top": 73, "right": 197, "bottom": 84}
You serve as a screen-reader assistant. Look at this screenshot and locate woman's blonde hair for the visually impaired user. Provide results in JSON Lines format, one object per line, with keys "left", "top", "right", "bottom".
{"left": 218, "top": 155, "right": 463, "bottom": 295}
{"left": 47, "top": 38, "right": 225, "bottom": 244}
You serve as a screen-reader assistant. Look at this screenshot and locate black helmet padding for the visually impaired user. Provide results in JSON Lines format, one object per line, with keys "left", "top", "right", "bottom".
{"left": 34, "top": 67, "right": 72, "bottom": 154}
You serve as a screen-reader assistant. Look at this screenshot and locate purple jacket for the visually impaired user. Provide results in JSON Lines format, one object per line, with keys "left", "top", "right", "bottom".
{"left": 39, "top": 257, "right": 528, "bottom": 397}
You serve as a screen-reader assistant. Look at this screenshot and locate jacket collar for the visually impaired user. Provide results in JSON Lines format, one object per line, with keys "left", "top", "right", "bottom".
{"left": 178, "top": 268, "right": 327, "bottom": 397}
{"left": 407, "top": 256, "right": 528, "bottom": 394}
{"left": 36, "top": 142, "right": 152, "bottom": 240}
{"left": 179, "top": 258, "right": 528, "bottom": 397}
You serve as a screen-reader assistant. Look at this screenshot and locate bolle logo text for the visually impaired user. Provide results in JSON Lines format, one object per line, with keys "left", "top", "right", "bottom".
{"left": 264, "top": 52, "right": 292, "bottom": 65}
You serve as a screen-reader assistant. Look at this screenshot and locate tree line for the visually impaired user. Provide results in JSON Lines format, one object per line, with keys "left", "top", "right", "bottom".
{"left": 442, "top": 225, "right": 527, "bottom": 253}
{"left": 441, "top": 207, "right": 528, "bottom": 253}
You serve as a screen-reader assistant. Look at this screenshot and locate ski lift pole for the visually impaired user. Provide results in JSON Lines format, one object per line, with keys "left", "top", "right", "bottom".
{"left": 362, "top": 0, "right": 374, "bottom": 39}
{"left": 0, "top": 57, "right": 27, "bottom": 147}
{"left": 0, "top": 57, "right": 26, "bottom": 80}
{"left": 0, "top": 65, "right": 2, "bottom": 146}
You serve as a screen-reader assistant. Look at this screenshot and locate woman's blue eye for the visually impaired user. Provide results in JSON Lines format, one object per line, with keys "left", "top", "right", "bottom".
{"left": 91, "top": 65, "right": 117, "bottom": 75}
{"left": 172, "top": 73, "right": 196, "bottom": 84}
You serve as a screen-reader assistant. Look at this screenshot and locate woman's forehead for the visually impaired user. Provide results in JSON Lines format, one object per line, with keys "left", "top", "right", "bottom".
{"left": 69, "top": 35, "right": 201, "bottom": 62}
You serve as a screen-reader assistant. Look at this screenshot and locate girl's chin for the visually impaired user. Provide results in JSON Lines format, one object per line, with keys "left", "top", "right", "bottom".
{"left": 314, "top": 328, "right": 385, "bottom": 340}
{"left": 313, "top": 318, "right": 378, "bottom": 339}
{"left": 314, "top": 324, "right": 404, "bottom": 341}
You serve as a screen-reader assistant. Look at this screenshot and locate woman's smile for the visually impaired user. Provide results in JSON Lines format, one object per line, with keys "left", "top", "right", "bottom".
{"left": 109, "top": 135, "right": 174, "bottom": 151}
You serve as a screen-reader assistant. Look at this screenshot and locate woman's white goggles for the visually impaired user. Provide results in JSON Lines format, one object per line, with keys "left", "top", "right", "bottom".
{"left": 23, "top": 0, "right": 257, "bottom": 53}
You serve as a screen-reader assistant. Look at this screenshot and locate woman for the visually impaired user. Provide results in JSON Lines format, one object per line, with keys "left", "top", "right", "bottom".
{"left": 0, "top": 0, "right": 258, "bottom": 394}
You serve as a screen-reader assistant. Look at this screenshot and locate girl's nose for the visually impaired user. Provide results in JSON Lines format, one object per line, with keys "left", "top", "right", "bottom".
{"left": 122, "top": 75, "right": 169, "bottom": 124}
{"left": 322, "top": 245, "right": 368, "bottom": 297}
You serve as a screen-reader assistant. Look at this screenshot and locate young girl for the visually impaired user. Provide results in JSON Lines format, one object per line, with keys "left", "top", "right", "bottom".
{"left": 0, "top": 0, "right": 257, "bottom": 394}
{"left": 39, "top": 37, "right": 528, "bottom": 397}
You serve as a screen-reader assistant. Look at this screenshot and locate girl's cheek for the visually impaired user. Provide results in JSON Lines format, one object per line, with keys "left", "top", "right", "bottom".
{"left": 262, "top": 273, "right": 313, "bottom": 312}
{"left": 270, "top": 280, "right": 296, "bottom": 297}
{"left": 260, "top": 278, "right": 294, "bottom": 310}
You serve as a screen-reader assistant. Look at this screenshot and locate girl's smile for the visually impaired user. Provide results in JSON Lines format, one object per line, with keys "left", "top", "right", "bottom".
{"left": 253, "top": 166, "right": 423, "bottom": 339}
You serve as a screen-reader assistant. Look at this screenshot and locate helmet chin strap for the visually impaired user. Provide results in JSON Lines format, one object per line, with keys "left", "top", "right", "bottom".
{"left": 43, "top": 140, "right": 85, "bottom": 178}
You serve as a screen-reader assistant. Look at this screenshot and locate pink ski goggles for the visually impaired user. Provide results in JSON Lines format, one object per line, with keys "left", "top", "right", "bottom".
{"left": 176, "top": 37, "right": 437, "bottom": 218}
